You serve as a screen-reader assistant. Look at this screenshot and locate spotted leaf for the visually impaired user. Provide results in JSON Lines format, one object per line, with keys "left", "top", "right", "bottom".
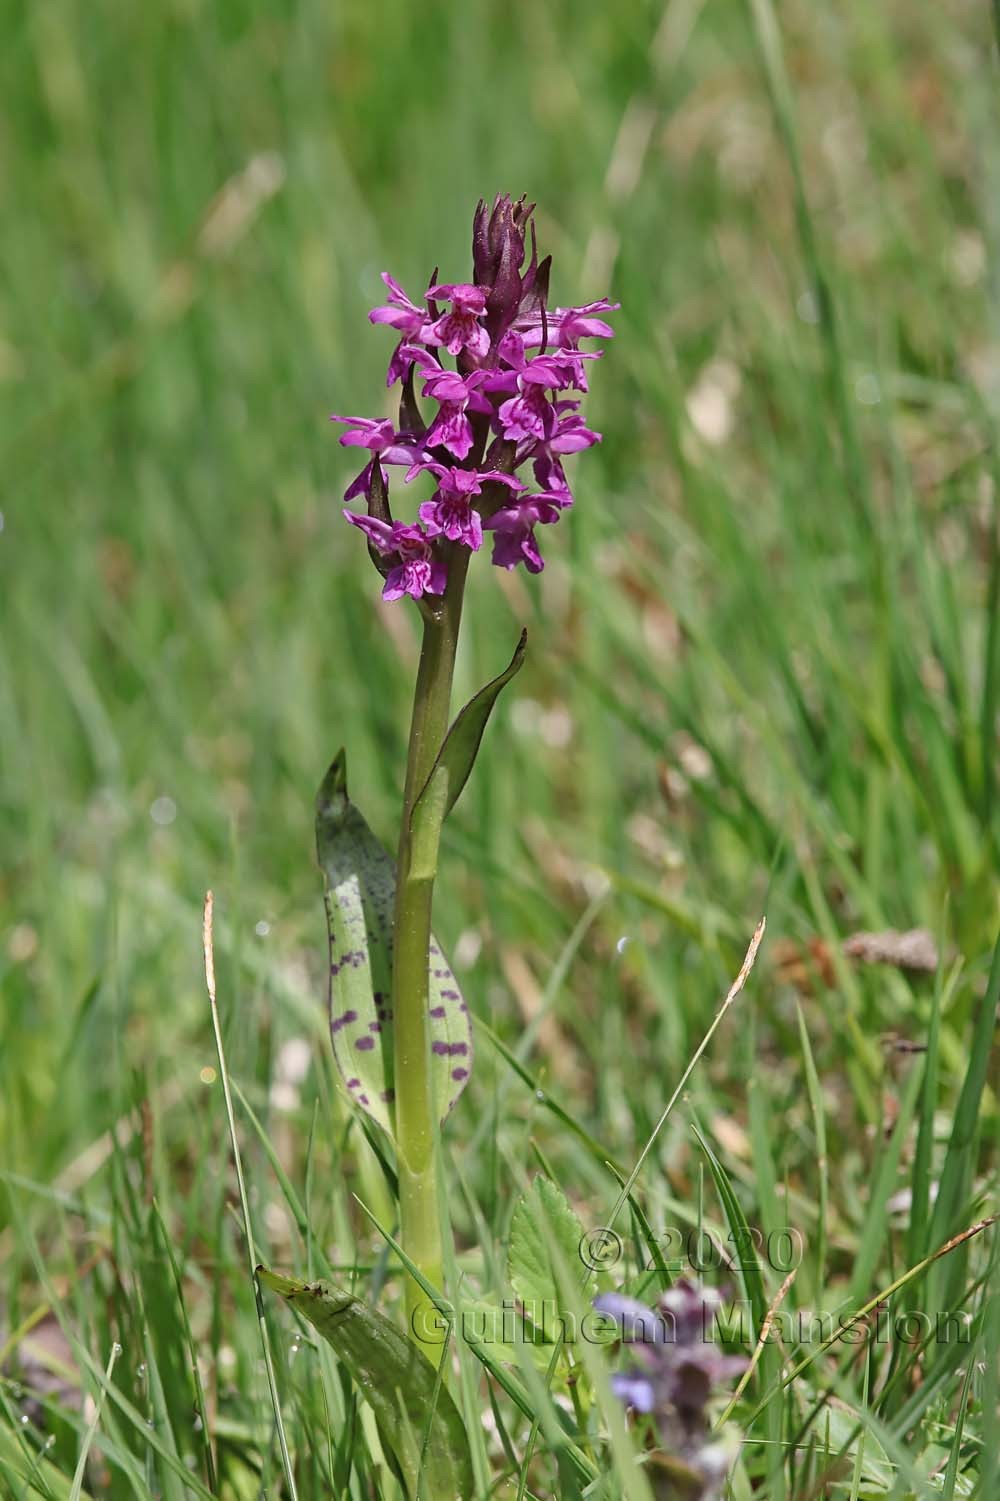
{"left": 315, "top": 753, "right": 472, "bottom": 1134}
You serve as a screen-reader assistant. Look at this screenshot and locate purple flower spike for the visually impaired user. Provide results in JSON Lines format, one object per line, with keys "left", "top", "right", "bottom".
{"left": 337, "top": 198, "right": 615, "bottom": 601}
{"left": 594, "top": 1280, "right": 746, "bottom": 1499}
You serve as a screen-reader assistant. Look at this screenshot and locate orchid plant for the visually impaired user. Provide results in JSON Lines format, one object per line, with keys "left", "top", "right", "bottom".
{"left": 330, "top": 198, "right": 613, "bottom": 1331}
{"left": 259, "top": 196, "right": 619, "bottom": 1497}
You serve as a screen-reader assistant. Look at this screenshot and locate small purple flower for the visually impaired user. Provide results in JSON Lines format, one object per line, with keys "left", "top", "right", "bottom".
{"left": 483, "top": 490, "right": 567, "bottom": 573}
{"left": 519, "top": 299, "right": 619, "bottom": 348}
{"left": 492, "top": 347, "right": 595, "bottom": 441}
{"left": 369, "top": 274, "right": 430, "bottom": 338}
{"left": 369, "top": 274, "right": 434, "bottom": 385}
{"left": 594, "top": 1281, "right": 746, "bottom": 1498}
{"left": 611, "top": 1372, "right": 657, "bottom": 1413}
{"left": 329, "top": 415, "right": 426, "bottom": 501}
{"left": 343, "top": 513, "right": 447, "bottom": 602}
{"left": 496, "top": 383, "right": 559, "bottom": 444}
{"left": 517, "top": 349, "right": 596, "bottom": 388}
{"left": 488, "top": 335, "right": 596, "bottom": 392}
{"left": 425, "top": 283, "right": 490, "bottom": 360}
{"left": 418, "top": 465, "right": 521, "bottom": 551}
{"left": 420, "top": 369, "right": 493, "bottom": 460}
{"left": 531, "top": 410, "right": 601, "bottom": 495}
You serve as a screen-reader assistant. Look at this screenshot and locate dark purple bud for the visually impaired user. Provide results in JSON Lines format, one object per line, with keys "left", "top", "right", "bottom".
{"left": 472, "top": 194, "right": 536, "bottom": 341}
{"left": 472, "top": 198, "right": 492, "bottom": 283}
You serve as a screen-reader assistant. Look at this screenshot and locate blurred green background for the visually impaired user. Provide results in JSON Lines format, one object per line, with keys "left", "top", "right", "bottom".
{"left": 1, "top": 0, "right": 997, "bottom": 1258}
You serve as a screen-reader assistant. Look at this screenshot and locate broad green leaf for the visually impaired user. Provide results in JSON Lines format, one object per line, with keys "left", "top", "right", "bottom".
{"left": 258, "top": 1268, "right": 474, "bottom": 1501}
{"left": 315, "top": 754, "right": 472, "bottom": 1134}
{"left": 410, "top": 631, "right": 527, "bottom": 867}
{"left": 507, "top": 1178, "right": 595, "bottom": 1344}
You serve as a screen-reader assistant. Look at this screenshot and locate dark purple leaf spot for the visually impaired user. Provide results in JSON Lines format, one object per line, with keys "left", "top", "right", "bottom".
{"left": 356, "top": 1036, "right": 375, "bottom": 1051}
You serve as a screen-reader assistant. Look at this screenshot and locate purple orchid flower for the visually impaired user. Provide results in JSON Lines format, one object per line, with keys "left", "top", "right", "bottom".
{"left": 496, "top": 384, "right": 559, "bottom": 444}
{"left": 492, "top": 347, "right": 597, "bottom": 442}
{"left": 530, "top": 410, "right": 601, "bottom": 495}
{"left": 417, "top": 465, "right": 522, "bottom": 551}
{"left": 369, "top": 274, "right": 430, "bottom": 337}
{"left": 425, "top": 283, "right": 491, "bottom": 360}
{"left": 419, "top": 369, "right": 493, "bottom": 460}
{"left": 518, "top": 298, "right": 620, "bottom": 348}
{"left": 483, "top": 490, "right": 568, "bottom": 573}
{"left": 329, "top": 415, "right": 427, "bottom": 501}
{"left": 369, "top": 274, "right": 435, "bottom": 385}
{"left": 343, "top": 513, "right": 447, "bottom": 602}
{"left": 489, "top": 334, "right": 597, "bottom": 391}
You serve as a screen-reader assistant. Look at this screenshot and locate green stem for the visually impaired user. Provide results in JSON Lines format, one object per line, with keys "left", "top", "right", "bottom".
{"left": 393, "top": 550, "right": 469, "bottom": 1359}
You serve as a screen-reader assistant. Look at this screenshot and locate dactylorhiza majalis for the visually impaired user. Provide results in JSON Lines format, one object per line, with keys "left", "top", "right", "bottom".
{"left": 324, "top": 195, "right": 617, "bottom": 1354}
